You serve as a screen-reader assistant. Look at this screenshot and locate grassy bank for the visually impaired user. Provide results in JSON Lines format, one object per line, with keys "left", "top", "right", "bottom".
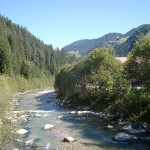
{"left": 0, "top": 75, "right": 54, "bottom": 149}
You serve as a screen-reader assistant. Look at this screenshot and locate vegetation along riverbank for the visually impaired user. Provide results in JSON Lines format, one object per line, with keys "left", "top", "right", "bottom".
{"left": 55, "top": 36, "right": 150, "bottom": 124}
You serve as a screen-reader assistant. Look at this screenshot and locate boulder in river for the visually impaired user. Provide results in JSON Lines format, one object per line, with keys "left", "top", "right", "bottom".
{"left": 25, "top": 139, "right": 35, "bottom": 145}
{"left": 70, "top": 111, "right": 77, "bottom": 114}
{"left": 132, "top": 122, "right": 148, "bottom": 130}
{"left": 63, "top": 137, "right": 76, "bottom": 143}
{"left": 114, "top": 132, "right": 137, "bottom": 142}
{"left": 106, "top": 125, "right": 113, "bottom": 129}
{"left": 57, "top": 115, "right": 64, "bottom": 120}
{"left": 34, "top": 113, "right": 42, "bottom": 117}
{"left": 17, "top": 129, "right": 28, "bottom": 135}
{"left": 121, "top": 124, "right": 132, "bottom": 131}
{"left": 44, "top": 124, "right": 54, "bottom": 130}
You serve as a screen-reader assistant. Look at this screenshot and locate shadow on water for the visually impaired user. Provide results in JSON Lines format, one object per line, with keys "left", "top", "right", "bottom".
{"left": 18, "top": 90, "right": 150, "bottom": 150}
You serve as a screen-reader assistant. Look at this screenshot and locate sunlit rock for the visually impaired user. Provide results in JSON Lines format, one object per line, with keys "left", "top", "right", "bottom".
{"left": 25, "top": 139, "right": 35, "bottom": 145}
{"left": 17, "top": 129, "right": 28, "bottom": 135}
{"left": 44, "top": 124, "right": 54, "bottom": 130}
{"left": 77, "top": 111, "right": 83, "bottom": 114}
{"left": 70, "top": 111, "right": 76, "bottom": 114}
{"left": 107, "top": 125, "right": 113, "bottom": 129}
{"left": 63, "top": 137, "right": 76, "bottom": 143}
{"left": 114, "top": 132, "right": 134, "bottom": 142}
{"left": 57, "top": 115, "right": 64, "bottom": 120}
{"left": 34, "top": 113, "right": 42, "bottom": 117}
{"left": 121, "top": 124, "right": 132, "bottom": 131}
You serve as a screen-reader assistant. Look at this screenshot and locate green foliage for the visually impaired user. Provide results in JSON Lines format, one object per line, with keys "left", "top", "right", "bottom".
{"left": 55, "top": 47, "right": 129, "bottom": 110}
{"left": 56, "top": 43, "right": 150, "bottom": 122}
{"left": 127, "top": 37, "right": 150, "bottom": 90}
{"left": 125, "top": 36, "right": 150, "bottom": 121}
{"left": 0, "top": 15, "right": 77, "bottom": 78}
{"left": 0, "top": 41, "right": 10, "bottom": 74}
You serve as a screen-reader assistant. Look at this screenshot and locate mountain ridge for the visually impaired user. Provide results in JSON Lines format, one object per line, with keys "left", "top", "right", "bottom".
{"left": 63, "top": 24, "right": 150, "bottom": 56}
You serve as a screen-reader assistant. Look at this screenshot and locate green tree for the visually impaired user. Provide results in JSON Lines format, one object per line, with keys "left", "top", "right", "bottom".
{"left": 0, "top": 41, "right": 10, "bottom": 74}
{"left": 127, "top": 37, "right": 150, "bottom": 90}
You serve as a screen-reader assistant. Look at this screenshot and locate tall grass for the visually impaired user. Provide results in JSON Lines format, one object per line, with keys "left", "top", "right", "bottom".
{"left": 0, "top": 75, "right": 54, "bottom": 149}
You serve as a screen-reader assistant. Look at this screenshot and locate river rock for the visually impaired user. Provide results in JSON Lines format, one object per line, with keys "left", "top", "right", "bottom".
{"left": 34, "top": 113, "right": 42, "bottom": 117}
{"left": 57, "top": 115, "right": 64, "bottom": 120}
{"left": 17, "top": 129, "right": 28, "bottom": 135}
{"left": 77, "top": 111, "right": 83, "bottom": 114}
{"left": 132, "top": 122, "right": 148, "bottom": 130}
{"left": 63, "top": 137, "right": 76, "bottom": 143}
{"left": 44, "top": 124, "right": 54, "bottom": 130}
{"left": 121, "top": 124, "right": 132, "bottom": 131}
{"left": 106, "top": 125, "right": 113, "bottom": 129}
{"left": 25, "top": 139, "right": 35, "bottom": 145}
{"left": 70, "top": 111, "right": 76, "bottom": 114}
{"left": 22, "top": 118, "right": 28, "bottom": 123}
{"left": 114, "top": 132, "right": 133, "bottom": 142}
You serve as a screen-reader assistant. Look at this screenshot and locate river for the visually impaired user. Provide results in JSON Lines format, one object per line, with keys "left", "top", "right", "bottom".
{"left": 13, "top": 90, "right": 150, "bottom": 150}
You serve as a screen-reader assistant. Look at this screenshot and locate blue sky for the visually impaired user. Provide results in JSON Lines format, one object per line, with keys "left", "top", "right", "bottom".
{"left": 0, "top": 0, "right": 149, "bottom": 49}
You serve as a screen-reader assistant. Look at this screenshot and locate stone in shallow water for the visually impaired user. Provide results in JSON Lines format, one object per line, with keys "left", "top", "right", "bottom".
{"left": 63, "top": 137, "right": 76, "bottom": 143}
{"left": 57, "top": 115, "right": 64, "bottom": 120}
{"left": 121, "top": 124, "right": 132, "bottom": 131}
{"left": 17, "top": 129, "right": 28, "bottom": 135}
{"left": 44, "top": 124, "right": 54, "bottom": 130}
{"left": 25, "top": 139, "right": 35, "bottom": 145}
{"left": 114, "top": 132, "right": 132, "bottom": 141}
{"left": 70, "top": 111, "right": 76, "bottom": 114}
{"left": 107, "top": 125, "right": 113, "bottom": 129}
{"left": 34, "top": 113, "right": 42, "bottom": 117}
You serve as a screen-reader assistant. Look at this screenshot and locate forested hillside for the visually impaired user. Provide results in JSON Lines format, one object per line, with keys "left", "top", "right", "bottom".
{"left": 0, "top": 15, "right": 77, "bottom": 78}
{"left": 63, "top": 24, "right": 150, "bottom": 56}
{"left": 63, "top": 33, "right": 122, "bottom": 56}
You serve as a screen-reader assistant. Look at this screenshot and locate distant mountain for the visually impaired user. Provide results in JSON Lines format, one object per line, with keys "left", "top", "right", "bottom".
{"left": 115, "top": 24, "right": 150, "bottom": 56}
{"left": 63, "top": 33, "right": 123, "bottom": 56}
{"left": 63, "top": 24, "right": 150, "bottom": 56}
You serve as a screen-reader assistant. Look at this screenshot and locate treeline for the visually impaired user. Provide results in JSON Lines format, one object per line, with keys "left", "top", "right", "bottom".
{"left": 0, "top": 15, "right": 77, "bottom": 78}
{"left": 55, "top": 37, "right": 150, "bottom": 122}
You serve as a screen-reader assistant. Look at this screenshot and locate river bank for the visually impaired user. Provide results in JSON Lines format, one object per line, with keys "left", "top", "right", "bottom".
{"left": 12, "top": 90, "right": 150, "bottom": 150}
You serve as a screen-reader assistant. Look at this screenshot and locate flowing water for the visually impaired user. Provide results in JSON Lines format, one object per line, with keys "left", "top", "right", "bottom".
{"left": 14, "top": 90, "right": 150, "bottom": 150}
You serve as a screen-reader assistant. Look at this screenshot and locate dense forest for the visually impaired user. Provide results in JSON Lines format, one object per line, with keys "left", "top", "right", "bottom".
{"left": 55, "top": 37, "right": 150, "bottom": 123}
{"left": 0, "top": 15, "right": 77, "bottom": 78}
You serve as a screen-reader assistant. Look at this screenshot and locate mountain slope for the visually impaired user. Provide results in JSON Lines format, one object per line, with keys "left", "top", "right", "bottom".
{"left": 0, "top": 15, "right": 77, "bottom": 77}
{"left": 63, "top": 33, "right": 123, "bottom": 56}
{"left": 115, "top": 24, "right": 150, "bottom": 56}
{"left": 63, "top": 24, "right": 150, "bottom": 56}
